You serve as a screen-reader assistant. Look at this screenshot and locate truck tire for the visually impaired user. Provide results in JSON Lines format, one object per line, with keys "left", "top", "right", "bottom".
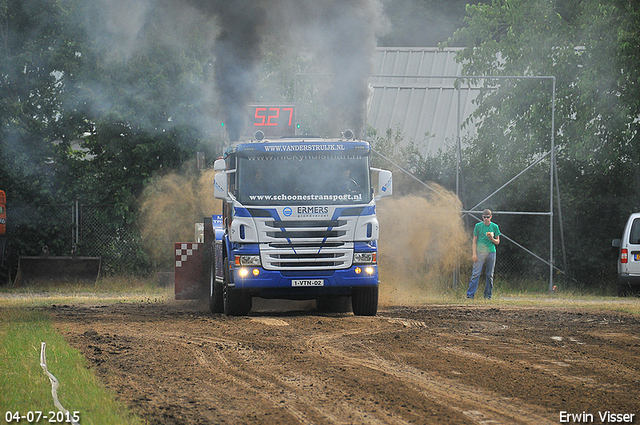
{"left": 223, "top": 258, "right": 252, "bottom": 316}
{"left": 208, "top": 251, "right": 224, "bottom": 313}
{"left": 352, "top": 286, "right": 378, "bottom": 316}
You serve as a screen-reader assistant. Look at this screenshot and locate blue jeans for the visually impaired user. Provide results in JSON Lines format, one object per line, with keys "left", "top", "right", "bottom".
{"left": 467, "top": 251, "right": 496, "bottom": 299}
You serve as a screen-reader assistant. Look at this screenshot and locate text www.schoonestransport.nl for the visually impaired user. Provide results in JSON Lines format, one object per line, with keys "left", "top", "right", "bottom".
{"left": 248, "top": 193, "right": 363, "bottom": 202}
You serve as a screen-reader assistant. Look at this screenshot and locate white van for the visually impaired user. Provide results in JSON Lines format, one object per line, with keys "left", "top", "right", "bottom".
{"left": 612, "top": 212, "right": 640, "bottom": 296}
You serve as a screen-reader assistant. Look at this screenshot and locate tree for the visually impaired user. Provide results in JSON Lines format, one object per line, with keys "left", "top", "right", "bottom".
{"left": 449, "top": 0, "right": 640, "bottom": 285}
{"left": 0, "top": 0, "right": 87, "bottom": 204}
{"left": 0, "top": 0, "right": 227, "bottom": 273}
{"left": 70, "top": 1, "right": 226, "bottom": 206}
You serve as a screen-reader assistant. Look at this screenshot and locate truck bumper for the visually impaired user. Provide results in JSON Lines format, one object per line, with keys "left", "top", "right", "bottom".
{"left": 231, "top": 265, "right": 378, "bottom": 298}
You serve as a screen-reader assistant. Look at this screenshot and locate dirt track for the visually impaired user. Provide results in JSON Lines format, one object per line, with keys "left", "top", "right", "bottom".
{"left": 50, "top": 300, "right": 640, "bottom": 424}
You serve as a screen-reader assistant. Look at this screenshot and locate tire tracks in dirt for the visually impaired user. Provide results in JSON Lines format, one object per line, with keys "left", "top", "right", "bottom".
{"left": 306, "top": 317, "right": 557, "bottom": 425}
{"left": 163, "top": 331, "right": 414, "bottom": 424}
{"left": 51, "top": 303, "right": 640, "bottom": 424}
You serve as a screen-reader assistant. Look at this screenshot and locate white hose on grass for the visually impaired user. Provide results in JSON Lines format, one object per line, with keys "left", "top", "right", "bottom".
{"left": 40, "top": 342, "right": 80, "bottom": 425}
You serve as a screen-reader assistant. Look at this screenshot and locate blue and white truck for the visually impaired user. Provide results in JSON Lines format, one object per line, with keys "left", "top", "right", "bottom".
{"left": 204, "top": 131, "right": 392, "bottom": 316}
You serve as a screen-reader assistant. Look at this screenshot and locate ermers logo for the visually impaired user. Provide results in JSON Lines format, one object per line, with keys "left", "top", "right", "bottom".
{"left": 297, "top": 206, "right": 330, "bottom": 218}
{"left": 298, "top": 206, "right": 328, "bottom": 215}
{"left": 283, "top": 207, "right": 293, "bottom": 217}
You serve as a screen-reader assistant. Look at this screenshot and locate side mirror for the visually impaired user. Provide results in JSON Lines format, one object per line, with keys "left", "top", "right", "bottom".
{"left": 213, "top": 158, "right": 226, "bottom": 172}
{"left": 214, "top": 172, "right": 228, "bottom": 200}
{"left": 612, "top": 239, "right": 621, "bottom": 248}
{"left": 373, "top": 168, "right": 392, "bottom": 200}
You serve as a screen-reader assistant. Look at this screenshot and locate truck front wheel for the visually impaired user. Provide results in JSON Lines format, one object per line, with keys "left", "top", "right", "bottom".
{"left": 223, "top": 259, "right": 252, "bottom": 316}
{"left": 208, "top": 251, "right": 224, "bottom": 313}
{"left": 352, "top": 286, "right": 378, "bottom": 316}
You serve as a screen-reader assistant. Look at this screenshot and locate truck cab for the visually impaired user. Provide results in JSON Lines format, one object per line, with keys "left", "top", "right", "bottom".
{"left": 210, "top": 134, "right": 392, "bottom": 315}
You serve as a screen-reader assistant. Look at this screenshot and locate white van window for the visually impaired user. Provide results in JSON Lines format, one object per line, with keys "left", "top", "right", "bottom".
{"left": 630, "top": 218, "right": 640, "bottom": 244}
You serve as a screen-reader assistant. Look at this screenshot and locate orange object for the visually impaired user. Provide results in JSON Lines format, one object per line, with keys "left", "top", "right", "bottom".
{"left": 0, "top": 190, "right": 6, "bottom": 235}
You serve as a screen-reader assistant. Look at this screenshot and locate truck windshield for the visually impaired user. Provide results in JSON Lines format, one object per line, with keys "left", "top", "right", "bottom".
{"left": 236, "top": 152, "right": 371, "bottom": 205}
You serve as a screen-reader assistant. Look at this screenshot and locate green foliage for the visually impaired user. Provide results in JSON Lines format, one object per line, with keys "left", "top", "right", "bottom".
{"left": 0, "top": 0, "right": 86, "bottom": 204}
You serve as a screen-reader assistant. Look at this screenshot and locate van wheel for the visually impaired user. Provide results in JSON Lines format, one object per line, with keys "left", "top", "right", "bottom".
{"left": 618, "top": 282, "right": 631, "bottom": 297}
{"left": 617, "top": 282, "right": 639, "bottom": 297}
{"left": 352, "top": 287, "right": 378, "bottom": 316}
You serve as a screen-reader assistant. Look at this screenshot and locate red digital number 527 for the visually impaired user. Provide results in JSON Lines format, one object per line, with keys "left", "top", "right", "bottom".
{"left": 254, "top": 107, "right": 293, "bottom": 127}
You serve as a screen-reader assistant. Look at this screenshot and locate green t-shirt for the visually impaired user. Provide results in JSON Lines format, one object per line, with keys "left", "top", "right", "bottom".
{"left": 474, "top": 221, "right": 500, "bottom": 253}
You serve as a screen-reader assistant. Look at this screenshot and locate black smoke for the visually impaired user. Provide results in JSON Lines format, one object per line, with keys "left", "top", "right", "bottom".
{"left": 182, "top": 0, "right": 267, "bottom": 141}
{"left": 191, "top": 0, "right": 384, "bottom": 140}
{"left": 90, "top": 0, "right": 385, "bottom": 141}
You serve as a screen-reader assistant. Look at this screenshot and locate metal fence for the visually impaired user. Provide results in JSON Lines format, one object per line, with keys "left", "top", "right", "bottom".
{"left": 79, "top": 204, "right": 145, "bottom": 275}
{"left": 6, "top": 203, "right": 145, "bottom": 277}
{"left": 5, "top": 202, "right": 556, "bottom": 287}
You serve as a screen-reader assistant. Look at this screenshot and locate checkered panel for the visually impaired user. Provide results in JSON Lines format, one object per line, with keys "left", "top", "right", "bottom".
{"left": 174, "top": 242, "right": 205, "bottom": 300}
{"left": 175, "top": 243, "right": 199, "bottom": 268}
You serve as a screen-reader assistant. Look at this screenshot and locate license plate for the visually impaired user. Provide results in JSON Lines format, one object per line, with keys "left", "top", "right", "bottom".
{"left": 292, "top": 279, "right": 324, "bottom": 287}
{"left": 635, "top": 254, "right": 640, "bottom": 261}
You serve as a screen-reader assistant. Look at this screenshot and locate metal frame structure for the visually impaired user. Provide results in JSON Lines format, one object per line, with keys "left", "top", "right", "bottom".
{"left": 369, "top": 74, "right": 564, "bottom": 291}
{"left": 294, "top": 70, "right": 566, "bottom": 291}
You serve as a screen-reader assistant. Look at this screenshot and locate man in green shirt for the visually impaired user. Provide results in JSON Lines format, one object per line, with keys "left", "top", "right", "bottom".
{"left": 467, "top": 209, "right": 500, "bottom": 299}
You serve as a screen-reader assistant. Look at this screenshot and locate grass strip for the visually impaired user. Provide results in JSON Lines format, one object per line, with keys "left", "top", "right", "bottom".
{"left": 0, "top": 308, "right": 143, "bottom": 425}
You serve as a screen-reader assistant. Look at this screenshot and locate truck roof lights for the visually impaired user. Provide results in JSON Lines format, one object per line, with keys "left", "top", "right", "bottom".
{"left": 342, "top": 129, "right": 354, "bottom": 140}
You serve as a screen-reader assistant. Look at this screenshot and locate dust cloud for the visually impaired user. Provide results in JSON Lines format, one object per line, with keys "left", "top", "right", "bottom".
{"left": 137, "top": 163, "right": 469, "bottom": 305}
{"left": 377, "top": 185, "right": 467, "bottom": 305}
{"left": 138, "top": 164, "right": 221, "bottom": 268}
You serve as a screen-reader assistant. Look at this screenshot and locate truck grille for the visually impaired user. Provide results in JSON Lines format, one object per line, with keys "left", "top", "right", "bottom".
{"left": 259, "top": 219, "right": 353, "bottom": 271}
{"left": 267, "top": 230, "right": 346, "bottom": 239}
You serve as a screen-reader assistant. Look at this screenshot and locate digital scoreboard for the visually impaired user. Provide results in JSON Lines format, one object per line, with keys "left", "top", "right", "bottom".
{"left": 247, "top": 105, "right": 296, "bottom": 138}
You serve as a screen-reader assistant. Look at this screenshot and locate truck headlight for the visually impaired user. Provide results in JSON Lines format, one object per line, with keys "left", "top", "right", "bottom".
{"left": 353, "top": 252, "right": 376, "bottom": 264}
{"left": 235, "top": 255, "right": 261, "bottom": 266}
{"left": 354, "top": 266, "right": 375, "bottom": 275}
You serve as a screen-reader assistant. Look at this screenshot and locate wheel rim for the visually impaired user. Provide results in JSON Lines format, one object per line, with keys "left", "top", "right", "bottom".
{"left": 210, "top": 254, "right": 214, "bottom": 299}
{"left": 222, "top": 259, "right": 229, "bottom": 312}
